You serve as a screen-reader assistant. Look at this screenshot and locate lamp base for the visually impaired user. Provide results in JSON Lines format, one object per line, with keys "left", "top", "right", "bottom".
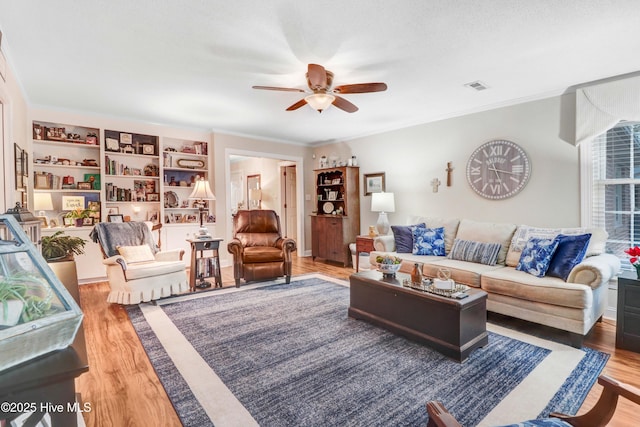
{"left": 195, "top": 226, "right": 212, "bottom": 239}
{"left": 376, "top": 212, "right": 390, "bottom": 235}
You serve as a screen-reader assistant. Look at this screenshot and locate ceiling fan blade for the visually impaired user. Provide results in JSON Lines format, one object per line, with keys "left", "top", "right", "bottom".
{"left": 332, "top": 96, "right": 358, "bottom": 113}
{"left": 252, "top": 85, "right": 305, "bottom": 92}
{"left": 333, "top": 82, "right": 388, "bottom": 94}
{"left": 307, "top": 64, "right": 327, "bottom": 90}
{"left": 286, "top": 98, "right": 308, "bottom": 111}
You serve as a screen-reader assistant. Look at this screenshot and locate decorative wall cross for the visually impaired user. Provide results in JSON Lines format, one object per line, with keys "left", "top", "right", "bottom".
{"left": 431, "top": 178, "right": 441, "bottom": 193}
{"left": 445, "top": 161, "right": 454, "bottom": 186}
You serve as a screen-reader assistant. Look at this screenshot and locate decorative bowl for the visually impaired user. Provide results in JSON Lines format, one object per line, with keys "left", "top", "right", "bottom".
{"left": 378, "top": 263, "right": 401, "bottom": 276}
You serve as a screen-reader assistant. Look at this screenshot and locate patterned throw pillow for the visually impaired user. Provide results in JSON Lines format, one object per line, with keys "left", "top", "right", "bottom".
{"left": 516, "top": 237, "right": 560, "bottom": 277}
{"left": 412, "top": 227, "right": 446, "bottom": 256}
{"left": 546, "top": 234, "right": 592, "bottom": 281}
{"left": 391, "top": 223, "right": 426, "bottom": 253}
{"left": 448, "top": 239, "right": 501, "bottom": 266}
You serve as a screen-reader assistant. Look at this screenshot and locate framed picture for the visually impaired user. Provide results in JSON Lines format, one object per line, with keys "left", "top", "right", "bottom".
{"left": 14, "top": 143, "right": 25, "bottom": 190}
{"left": 37, "top": 216, "right": 48, "bottom": 228}
{"left": 49, "top": 218, "right": 59, "bottom": 228}
{"left": 62, "top": 196, "right": 85, "bottom": 210}
{"left": 105, "top": 137, "right": 120, "bottom": 152}
{"left": 77, "top": 182, "right": 93, "bottom": 190}
{"left": 185, "top": 214, "right": 198, "bottom": 223}
{"left": 108, "top": 214, "right": 124, "bottom": 223}
{"left": 84, "top": 173, "right": 100, "bottom": 190}
{"left": 34, "top": 173, "right": 49, "bottom": 189}
{"left": 147, "top": 210, "right": 159, "bottom": 224}
{"left": 146, "top": 193, "right": 160, "bottom": 202}
{"left": 107, "top": 207, "right": 120, "bottom": 215}
{"left": 63, "top": 217, "right": 74, "bottom": 226}
{"left": 143, "top": 144, "right": 155, "bottom": 155}
{"left": 82, "top": 217, "right": 94, "bottom": 226}
{"left": 120, "top": 133, "right": 132, "bottom": 144}
{"left": 363, "top": 172, "right": 386, "bottom": 196}
{"left": 22, "top": 151, "right": 28, "bottom": 178}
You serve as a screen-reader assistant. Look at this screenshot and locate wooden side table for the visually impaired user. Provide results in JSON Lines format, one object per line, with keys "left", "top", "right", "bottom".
{"left": 187, "top": 237, "right": 223, "bottom": 290}
{"left": 617, "top": 273, "right": 640, "bottom": 352}
{"left": 355, "top": 235, "right": 375, "bottom": 272}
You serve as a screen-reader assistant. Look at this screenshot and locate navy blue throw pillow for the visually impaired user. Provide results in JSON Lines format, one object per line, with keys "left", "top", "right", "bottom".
{"left": 391, "top": 223, "right": 426, "bottom": 253}
{"left": 546, "top": 233, "right": 592, "bottom": 281}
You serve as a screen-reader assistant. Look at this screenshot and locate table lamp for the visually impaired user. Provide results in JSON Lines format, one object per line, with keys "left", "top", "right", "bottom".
{"left": 371, "top": 191, "right": 395, "bottom": 235}
{"left": 188, "top": 178, "right": 216, "bottom": 239}
{"left": 33, "top": 193, "right": 54, "bottom": 226}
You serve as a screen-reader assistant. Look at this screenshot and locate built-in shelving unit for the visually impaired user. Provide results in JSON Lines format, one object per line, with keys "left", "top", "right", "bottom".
{"left": 32, "top": 120, "right": 102, "bottom": 226}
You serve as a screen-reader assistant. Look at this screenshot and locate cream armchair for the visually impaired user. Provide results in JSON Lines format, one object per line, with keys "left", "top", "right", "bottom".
{"left": 90, "top": 221, "right": 189, "bottom": 304}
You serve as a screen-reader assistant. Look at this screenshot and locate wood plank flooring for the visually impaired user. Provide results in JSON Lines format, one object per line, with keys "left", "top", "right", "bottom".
{"left": 75, "top": 256, "right": 640, "bottom": 426}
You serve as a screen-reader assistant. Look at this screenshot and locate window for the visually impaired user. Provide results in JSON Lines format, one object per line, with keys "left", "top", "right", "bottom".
{"left": 586, "top": 122, "right": 640, "bottom": 267}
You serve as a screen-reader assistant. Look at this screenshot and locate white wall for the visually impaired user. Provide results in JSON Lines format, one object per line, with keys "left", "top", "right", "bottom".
{"left": 0, "top": 49, "right": 29, "bottom": 212}
{"left": 315, "top": 94, "right": 580, "bottom": 234}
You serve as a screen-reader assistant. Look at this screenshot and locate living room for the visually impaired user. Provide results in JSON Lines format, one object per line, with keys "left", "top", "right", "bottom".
{"left": 1, "top": 2, "right": 640, "bottom": 426}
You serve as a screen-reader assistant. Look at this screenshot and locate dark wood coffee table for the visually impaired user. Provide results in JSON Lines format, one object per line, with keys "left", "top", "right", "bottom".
{"left": 348, "top": 270, "right": 488, "bottom": 362}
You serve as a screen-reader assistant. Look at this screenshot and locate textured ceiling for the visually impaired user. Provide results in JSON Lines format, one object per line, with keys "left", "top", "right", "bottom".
{"left": 1, "top": 1, "right": 640, "bottom": 145}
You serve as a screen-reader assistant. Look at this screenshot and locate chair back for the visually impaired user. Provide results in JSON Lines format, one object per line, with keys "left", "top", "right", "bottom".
{"left": 90, "top": 221, "right": 161, "bottom": 258}
{"left": 232, "top": 210, "right": 282, "bottom": 247}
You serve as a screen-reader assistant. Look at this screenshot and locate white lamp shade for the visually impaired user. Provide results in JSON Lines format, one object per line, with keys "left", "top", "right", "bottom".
{"left": 188, "top": 178, "right": 216, "bottom": 200}
{"left": 33, "top": 193, "right": 54, "bottom": 211}
{"left": 305, "top": 93, "right": 335, "bottom": 112}
{"left": 371, "top": 192, "right": 395, "bottom": 213}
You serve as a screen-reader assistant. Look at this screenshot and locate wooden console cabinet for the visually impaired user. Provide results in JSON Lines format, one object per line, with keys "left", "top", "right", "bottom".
{"left": 311, "top": 166, "right": 359, "bottom": 266}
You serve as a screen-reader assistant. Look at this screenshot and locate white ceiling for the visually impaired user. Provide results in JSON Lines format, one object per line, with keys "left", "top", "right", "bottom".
{"left": 1, "top": 1, "right": 640, "bottom": 145}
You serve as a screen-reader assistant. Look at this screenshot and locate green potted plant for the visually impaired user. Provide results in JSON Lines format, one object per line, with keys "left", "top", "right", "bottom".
{"left": 41, "top": 230, "right": 86, "bottom": 262}
{"left": 65, "top": 208, "right": 91, "bottom": 227}
{"left": 0, "top": 275, "right": 53, "bottom": 326}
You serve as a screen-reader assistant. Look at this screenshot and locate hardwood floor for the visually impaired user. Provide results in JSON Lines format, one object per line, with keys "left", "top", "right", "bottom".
{"left": 76, "top": 256, "right": 640, "bottom": 426}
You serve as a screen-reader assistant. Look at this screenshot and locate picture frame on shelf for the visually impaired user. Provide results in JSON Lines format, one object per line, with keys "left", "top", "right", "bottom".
{"left": 105, "top": 138, "right": 120, "bottom": 152}
{"left": 14, "top": 143, "right": 25, "bottom": 190}
{"left": 185, "top": 214, "right": 198, "bottom": 223}
{"left": 363, "top": 172, "right": 386, "bottom": 196}
{"left": 120, "top": 133, "right": 132, "bottom": 144}
{"left": 62, "top": 196, "right": 85, "bottom": 210}
{"left": 82, "top": 217, "right": 94, "bottom": 226}
{"left": 37, "top": 216, "right": 48, "bottom": 228}
{"left": 83, "top": 174, "right": 100, "bottom": 190}
{"left": 77, "top": 182, "right": 93, "bottom": 190}
{"left": 147, "top": 210, "right": 159, "bottom": 224}
{"left": 108, "top": 214, "right": 124, "bottom": 223}
{"left": 34, "top": 173, "right": 50, "bottom": 190}
{"left": 146, "top": 193, "right": 160, "bottom": 202}
{"left": 49, "top": 218, "right": 59, "bottom": 228}
{"left": 63, "top": 217, "right": 74, "bottom": 226}
{"left": 143, "top": 144, "right": 155, "bottom": 155}
{"left": 107, "top": 207, "right": 119, "bottom": 215}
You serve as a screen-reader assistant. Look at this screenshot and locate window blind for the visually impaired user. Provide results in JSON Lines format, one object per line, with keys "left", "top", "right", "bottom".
{"left": 591, "top": 122, "right": 640, "bottom": 266}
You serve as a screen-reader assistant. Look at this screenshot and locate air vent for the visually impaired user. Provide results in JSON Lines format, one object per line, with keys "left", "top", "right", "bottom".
{"left": 464, "top": 81, "right": 489, "bottom": 91}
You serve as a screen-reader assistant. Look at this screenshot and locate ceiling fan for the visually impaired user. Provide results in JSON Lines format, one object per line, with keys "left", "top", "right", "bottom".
{"left": 252, "top": 64, "right": 387, "bottom": 113}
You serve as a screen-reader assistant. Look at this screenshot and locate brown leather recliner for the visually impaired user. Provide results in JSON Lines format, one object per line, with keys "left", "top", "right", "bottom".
{"left": 227, "top": 210, "right": 297, "bottom": 287}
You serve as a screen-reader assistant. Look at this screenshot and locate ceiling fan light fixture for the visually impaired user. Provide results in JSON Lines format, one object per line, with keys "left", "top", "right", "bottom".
{"left": 305, "top": 93, "right": 335, "bottom": 112}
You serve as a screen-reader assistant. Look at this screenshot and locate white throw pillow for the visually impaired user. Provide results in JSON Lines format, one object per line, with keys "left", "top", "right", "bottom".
{"left": 117, "top": 245, "right": 155, "bottom": 263}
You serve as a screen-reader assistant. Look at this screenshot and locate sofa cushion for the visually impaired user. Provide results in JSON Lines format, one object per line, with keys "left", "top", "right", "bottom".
{"left": 454, "top": 219, "right": 517, "bottom": 265}
{"left": 448, "top": 239, "right": 501, "bottom": 266}
{"left": 423, "top": 259, "right": 504, "bottom": 288}
{"left": 123, "top": 260, "right": 187, "bottom": 280}
{"left": 481, "top": 267, "right": 592, "bottom": 309}
{"left": 117, "top": 244, "right": 156, "bottom": 263}
{"left": 506, "top": 226, "right": 607, "bottom": 267}
{"left": 516, "top": 237, "right": 560, "bottom": 277}
{"left": 546, "top": 234, "right": 592, "bottom": 281}
{"left": 412, "top": 227, "right": 446, "bottom": 256}
{"left": 407, "top": 216, "right": 460, "bottom": 254}
{"left": 391, "top": 223, "right": 425, "bottom": 253}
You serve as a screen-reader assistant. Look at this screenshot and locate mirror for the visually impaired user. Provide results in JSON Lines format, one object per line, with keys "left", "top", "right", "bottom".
{"left": 247, "top": 174, "right": 261, "bottom": 209}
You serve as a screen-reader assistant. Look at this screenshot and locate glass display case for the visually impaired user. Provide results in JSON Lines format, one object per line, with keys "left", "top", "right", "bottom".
{"left": 0, "top": 215, "right": 83, "bottom": 372}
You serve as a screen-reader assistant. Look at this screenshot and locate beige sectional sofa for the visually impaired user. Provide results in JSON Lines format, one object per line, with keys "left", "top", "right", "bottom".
{"left": 369, "top": 216, "right": 621, "bottom": 347}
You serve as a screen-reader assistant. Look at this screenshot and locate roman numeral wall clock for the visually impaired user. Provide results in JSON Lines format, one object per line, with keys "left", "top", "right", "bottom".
{"left": 466, "top": 139, "right": 531, "bottom": 200}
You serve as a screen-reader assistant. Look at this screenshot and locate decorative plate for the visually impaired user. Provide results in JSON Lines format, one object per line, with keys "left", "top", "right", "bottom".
{"left": 176, "top": 158, "right": 206, "bottom": 169}
{"left": 164, "top": 191, "right": 179, "bottom": 208}
{"left": 322, "top": 201, "right": 334, "bottom": 214}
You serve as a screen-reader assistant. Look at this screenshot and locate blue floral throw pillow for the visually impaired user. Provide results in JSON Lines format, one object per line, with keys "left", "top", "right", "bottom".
{"left": 516, "top": 237, "right": 560, "bottom": 277}
{"left": 412, "top": 227, "right": 446, "bottom": 256}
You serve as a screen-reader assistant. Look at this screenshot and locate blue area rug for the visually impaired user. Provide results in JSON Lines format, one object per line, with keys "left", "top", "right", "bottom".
{"left": 127, "top": 276, "right": 609, "bottom": 426}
